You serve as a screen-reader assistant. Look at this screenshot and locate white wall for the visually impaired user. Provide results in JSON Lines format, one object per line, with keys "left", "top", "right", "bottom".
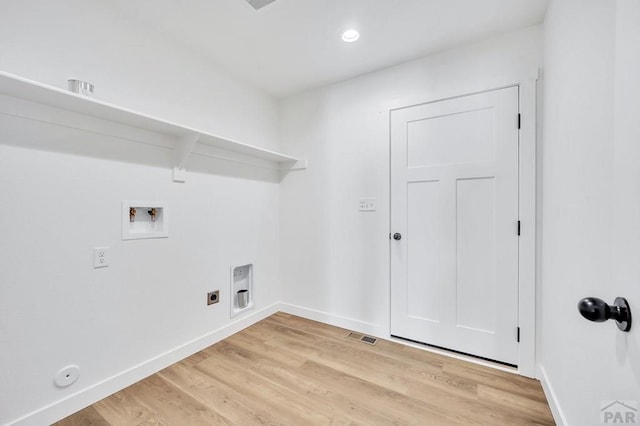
{"left": 0, "top": 1, "right": 283, "bottom": 424}
{"left": 279, "top": 26, "right": 543, "bottom": 334}
{"left": 0, "top": 0, "right": 279, "bottom": 150}
{"left": 541, "top": 0, "right": 640, "bottom": 424}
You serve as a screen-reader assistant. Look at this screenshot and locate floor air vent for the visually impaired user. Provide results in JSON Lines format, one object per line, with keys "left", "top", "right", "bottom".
{"left": 347, "top": 331, "right": 378, "bottom": 345}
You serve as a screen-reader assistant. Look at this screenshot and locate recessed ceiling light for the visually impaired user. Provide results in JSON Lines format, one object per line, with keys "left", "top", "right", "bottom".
{"left": 341, "top": 29, "right": 360, "bottom": 43}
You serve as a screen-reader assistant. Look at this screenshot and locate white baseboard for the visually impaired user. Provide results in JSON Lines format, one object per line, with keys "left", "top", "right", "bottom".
{"left": 538, "top": 364, "right": 568, "bottom": 426}
{"left": 9, "top": 302, "right": 282, "bottom": 426}
{"left": 278, "top": 302, "right": 386, "bottom": 337}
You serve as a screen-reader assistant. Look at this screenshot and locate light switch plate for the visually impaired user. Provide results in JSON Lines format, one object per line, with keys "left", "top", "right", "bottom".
{"left": 359, "top": 197, "right": 377, "bottom": 212}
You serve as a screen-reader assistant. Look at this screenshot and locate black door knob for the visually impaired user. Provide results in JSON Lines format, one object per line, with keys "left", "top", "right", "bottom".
{"left": 393, "top": 233, "right": 402, "bottom": 240}
{"left": 578, "top": 297, "right": 632, "bottom": 332}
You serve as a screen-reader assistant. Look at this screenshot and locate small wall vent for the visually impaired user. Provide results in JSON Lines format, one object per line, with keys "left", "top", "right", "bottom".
{"left": 245, "top": 0, "right": 277, "bottom": 10}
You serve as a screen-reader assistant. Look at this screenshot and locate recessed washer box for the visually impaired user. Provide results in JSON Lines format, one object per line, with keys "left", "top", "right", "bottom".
{"left": 231, "top": 263, "right": 254, "bottom": 318}
{"left": 122, "top": 201, "right": 168, "bottom": 240}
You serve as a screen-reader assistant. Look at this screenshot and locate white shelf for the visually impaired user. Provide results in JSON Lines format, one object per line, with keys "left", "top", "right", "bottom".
{"left": 0, "top": 71, "right": 306, "bottom": 179}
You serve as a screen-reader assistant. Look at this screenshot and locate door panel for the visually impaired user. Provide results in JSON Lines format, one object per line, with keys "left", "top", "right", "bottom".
{"left": 391, "top": 87, "right": 519, "bottom": 365}
{"left": 408, "top": 108, "right": 495, "bottom": 167}
{"left": 407, "top": 179, "right": 445, "bottom": 323}
{"left": 456, "top": 176, "right": 496, "bottom": 332}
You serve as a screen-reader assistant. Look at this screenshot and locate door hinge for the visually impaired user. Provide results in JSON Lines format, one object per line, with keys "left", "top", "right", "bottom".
{"left": 518, "top": 113, "right": 521, "bottom": 129}
{"left": 517, "top": 327, "right": 521, "bottom": 343}
{"left": 517, "top": 220, "right": 521, "bottom": 236}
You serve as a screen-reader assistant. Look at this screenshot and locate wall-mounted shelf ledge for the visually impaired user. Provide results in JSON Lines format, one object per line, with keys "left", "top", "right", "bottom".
{"left": 0, "top": 71, "right": 306, "bottom": 180}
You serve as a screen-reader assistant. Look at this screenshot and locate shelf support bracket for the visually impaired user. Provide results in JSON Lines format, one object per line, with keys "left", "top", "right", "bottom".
{"left": 281, "top": 159, "right": 308, "bottom": 172}
{"left": 173, "top": 133, "right": 200, "bottom": 182}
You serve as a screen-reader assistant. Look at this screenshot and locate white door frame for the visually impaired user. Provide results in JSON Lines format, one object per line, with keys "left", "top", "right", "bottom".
{"left": 388, "top": 70, "right": 539, "bottom": 378}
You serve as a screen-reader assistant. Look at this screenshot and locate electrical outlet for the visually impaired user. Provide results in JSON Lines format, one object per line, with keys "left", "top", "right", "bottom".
{"left": 207, "top": 290, "right": 220, "bottom": 305}
{"left": 93, "top": 247, "right": 109, "bottom": 268}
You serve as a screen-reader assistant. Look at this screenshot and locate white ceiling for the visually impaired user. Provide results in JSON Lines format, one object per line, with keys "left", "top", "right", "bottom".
{"left": 108, "top": 0, "right": 549, "bottom": 98}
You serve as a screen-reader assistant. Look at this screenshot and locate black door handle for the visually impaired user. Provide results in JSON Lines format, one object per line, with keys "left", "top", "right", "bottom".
{"left": 393, "top": 233, "right": 402, "bottom": 240}
{"left": 578, "top": 297, "right": 631, "bottom": 332}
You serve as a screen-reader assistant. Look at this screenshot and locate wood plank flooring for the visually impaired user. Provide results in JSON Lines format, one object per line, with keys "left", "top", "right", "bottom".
{"left": 55, "top": 312, "right": 555, "bottom": 425}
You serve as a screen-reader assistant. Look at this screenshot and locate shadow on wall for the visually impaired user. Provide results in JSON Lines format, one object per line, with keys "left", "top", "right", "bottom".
{"left": 0, "top": 114, "right": 284, "bottom": 183}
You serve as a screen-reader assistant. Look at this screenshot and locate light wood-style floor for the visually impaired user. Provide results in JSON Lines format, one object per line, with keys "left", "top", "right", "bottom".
{"left": 56, "top": 312, "right": 555, "bottom": 425}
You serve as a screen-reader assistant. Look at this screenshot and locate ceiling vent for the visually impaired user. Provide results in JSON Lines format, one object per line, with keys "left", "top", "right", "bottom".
{"left": 245, "top": 0, "right": 277, "bottom": 11}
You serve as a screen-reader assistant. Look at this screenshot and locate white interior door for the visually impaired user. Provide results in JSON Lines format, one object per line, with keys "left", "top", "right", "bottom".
{"left": 390, "top": 87, "right": 520, "bottom": 365}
